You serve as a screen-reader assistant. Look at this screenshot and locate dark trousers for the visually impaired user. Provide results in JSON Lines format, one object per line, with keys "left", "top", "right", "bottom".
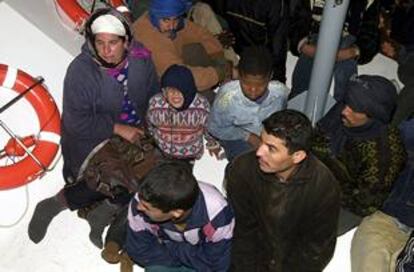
{"left": 63, "top": 180, "right": 132, "bottom": 211}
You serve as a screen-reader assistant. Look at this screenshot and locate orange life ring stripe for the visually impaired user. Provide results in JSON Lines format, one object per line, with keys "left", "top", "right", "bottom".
{"left": 0, "top": 64, "right": 61, "bottom": 190}
{"left": 54, "top": 0, "right": 126, "bottom": 30}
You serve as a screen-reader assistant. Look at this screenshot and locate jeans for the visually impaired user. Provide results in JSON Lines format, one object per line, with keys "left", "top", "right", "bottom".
{"left": 219, "top": 139, "right": 253, "bottom": 161}
{"left": 290, "top": 34, "right": 358, "bottom": 101}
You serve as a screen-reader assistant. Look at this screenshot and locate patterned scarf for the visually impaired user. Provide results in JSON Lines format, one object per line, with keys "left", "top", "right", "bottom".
{"left": 107, "top": 61, "right": 141, "bottom": 125}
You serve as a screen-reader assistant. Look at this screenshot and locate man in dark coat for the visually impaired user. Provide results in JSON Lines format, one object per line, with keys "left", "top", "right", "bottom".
{"left": 226, "top": 109, "right": 340, "bottom": 271}
{"left": 313, "top": 75, "right": 406, "bottom": 235}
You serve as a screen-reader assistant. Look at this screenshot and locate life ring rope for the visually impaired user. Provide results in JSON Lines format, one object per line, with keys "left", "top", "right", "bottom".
{"left": 0, "top": 64, "right": 61, "bottom": 190}
{"left": 39, "top": 131, "right": 61, "bottom": 145}
{"left": 0, "top": 120, "right": 46, "bottom": 171}
{"left": 55, "top": 0, "right": 127, "bottom": 32}
{"left": 2, "top": 67, "right": 17, "bottom": 89}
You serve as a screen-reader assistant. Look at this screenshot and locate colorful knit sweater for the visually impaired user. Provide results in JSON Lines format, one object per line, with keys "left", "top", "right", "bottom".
{"left": 146, "top": 93, "right": 219, "bottom": 159}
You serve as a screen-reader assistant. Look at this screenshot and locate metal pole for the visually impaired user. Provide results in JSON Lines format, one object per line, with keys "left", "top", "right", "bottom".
{"left": 0, "top": 120, "right": 46, "bottom": 170}
{"left": 304, "top": 0, "right": 350, "bottom": 124}
{"left": 0, "top": 77, "right": 44, "bottom": 115}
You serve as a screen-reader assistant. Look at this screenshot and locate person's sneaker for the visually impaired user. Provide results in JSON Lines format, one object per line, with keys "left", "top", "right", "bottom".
{"left": 101, "top": 241, "right": 121, "bottom": 264}
{"left": 28, "top": 195, "right": 66, "bottom": 243}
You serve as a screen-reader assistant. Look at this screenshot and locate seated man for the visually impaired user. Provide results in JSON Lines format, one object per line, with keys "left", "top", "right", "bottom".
{"left": 351, "top": 116, "right": 414, "bottom": 272}
{"left": 226, "top": 109, "right": 340, "bottom": 271}
{"left": 379, "top": 0, "right": 414, "bottom": 126}
{"left": 224, "top": 0, "right": 289, "bottom": 83}
{"left": 128, "top": 0, "right": 238, "bottom": 65}
{"left": 289, "top": 0, "right": 381, "bottom": 101}
{"left": 132, "top": 0, "right": 232, "bottom": 93}
{"left": 312, "top": 75, "right": 406, "bottom": 235}
{"left": 28, "top": 8, "right": 159, "bottom": 248}
{"left": 126, "top": 161, "right": 234, "bottom": 271}
{"left": 147, "top": 64, "right": 221, "bottom": 163}
{"left": 208, "top": 46, "right": 288, "bottom": 161}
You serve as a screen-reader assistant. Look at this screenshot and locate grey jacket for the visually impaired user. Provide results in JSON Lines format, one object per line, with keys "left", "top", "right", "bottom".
{"left": 61, "top": 41, "right": 159, "bottom": 180}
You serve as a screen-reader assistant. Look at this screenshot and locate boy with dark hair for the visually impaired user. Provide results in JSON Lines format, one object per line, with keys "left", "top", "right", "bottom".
{"left": 138, "top": 162, "right": 199, "bottom": 213}
{"left": 237, "top": 45, "right": 274, "bottom": 78}
{"left": 226, "top": 109, "right": 340, "bottom": 271}
{"left": 208, "top": 46, "right": 288, "bottom": 161}
{"left": 126, "top": 161, "right": 234, "bottom": 271}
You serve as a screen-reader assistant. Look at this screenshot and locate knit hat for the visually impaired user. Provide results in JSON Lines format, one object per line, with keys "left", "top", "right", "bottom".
{"left": 161, "top": 65, "right": 197, "bottom": 111}
{"left": 91, "top": 14, "right": 126, "bottom": 36}
{"left": 343, "top": 75, "right": 397, "bottom": 123}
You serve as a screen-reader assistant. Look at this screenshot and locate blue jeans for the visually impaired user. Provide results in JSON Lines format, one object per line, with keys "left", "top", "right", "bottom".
{"left": 291, "top": 34, "right": 358, "bottom": 101}
{"left": 145, "top": 266, "right": 195, "bottom": 272}
{"left": 219, "top": 139, "right": 253, "bottom": 161}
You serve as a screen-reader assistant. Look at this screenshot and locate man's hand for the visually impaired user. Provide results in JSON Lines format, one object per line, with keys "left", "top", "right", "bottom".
{"left": 336, "top": 46, "right": 360, "bottom": 62}
{"left": 301, "top": 43, "right": 317, "bottom": 58}
{"left": 113, "top": 123, "right": 144, "bottom": 143}
{"left": 215, "top": 30, "right": 235, "bottom": 49}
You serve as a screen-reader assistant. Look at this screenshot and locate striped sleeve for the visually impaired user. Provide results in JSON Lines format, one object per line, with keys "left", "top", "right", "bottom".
{"left": 126, "top": 195, "right": 181, "bottom": 267}
{"left": 165, "top": 182, "right": 234, "bottom": 271}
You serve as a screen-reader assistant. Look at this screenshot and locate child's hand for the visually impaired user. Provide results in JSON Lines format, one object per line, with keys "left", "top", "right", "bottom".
{"left": 208, "top": 146, "right": 223, "bottom": 160}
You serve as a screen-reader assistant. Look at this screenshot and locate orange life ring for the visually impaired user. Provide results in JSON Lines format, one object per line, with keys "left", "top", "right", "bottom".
{"left": 54, "top": 0, "right": 127, "bottom": 31}
{"left": 0, "top": 64, "right": 61, "bottom": 190}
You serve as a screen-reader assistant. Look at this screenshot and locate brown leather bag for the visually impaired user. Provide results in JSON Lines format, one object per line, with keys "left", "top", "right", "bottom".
{"left": 78, "top": 135, "right": 160, "bottom": 198}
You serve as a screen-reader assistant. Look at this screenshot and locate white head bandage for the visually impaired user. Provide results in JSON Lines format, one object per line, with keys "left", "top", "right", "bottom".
{"left": 91, "top": 14, "right": 126, "bottom": 36}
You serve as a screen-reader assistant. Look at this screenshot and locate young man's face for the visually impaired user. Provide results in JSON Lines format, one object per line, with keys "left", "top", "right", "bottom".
{"left": 239, "top": 73, "right": 270, "bottom": 101}
{"left": 256, "top": 130, "right": 306, "bottom": 181}
{"left": 165, "top": 87, "right": 184, "bottom": 109}
{"left": 94, "top": 33, "right": 128, "bottom": 65}
{"left": 137, "top": 199, "right": 176, "bottom": 223}
{"left": 341, "top": 105, "right": 370, "bottom": 127}
{"left": 158, "top": 17, "right": 179, "bottom": 33}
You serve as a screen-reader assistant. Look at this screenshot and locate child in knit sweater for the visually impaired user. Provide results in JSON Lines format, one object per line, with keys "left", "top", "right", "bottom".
{"left": 146, "top": 64, "right": 221, "bottom": 164}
